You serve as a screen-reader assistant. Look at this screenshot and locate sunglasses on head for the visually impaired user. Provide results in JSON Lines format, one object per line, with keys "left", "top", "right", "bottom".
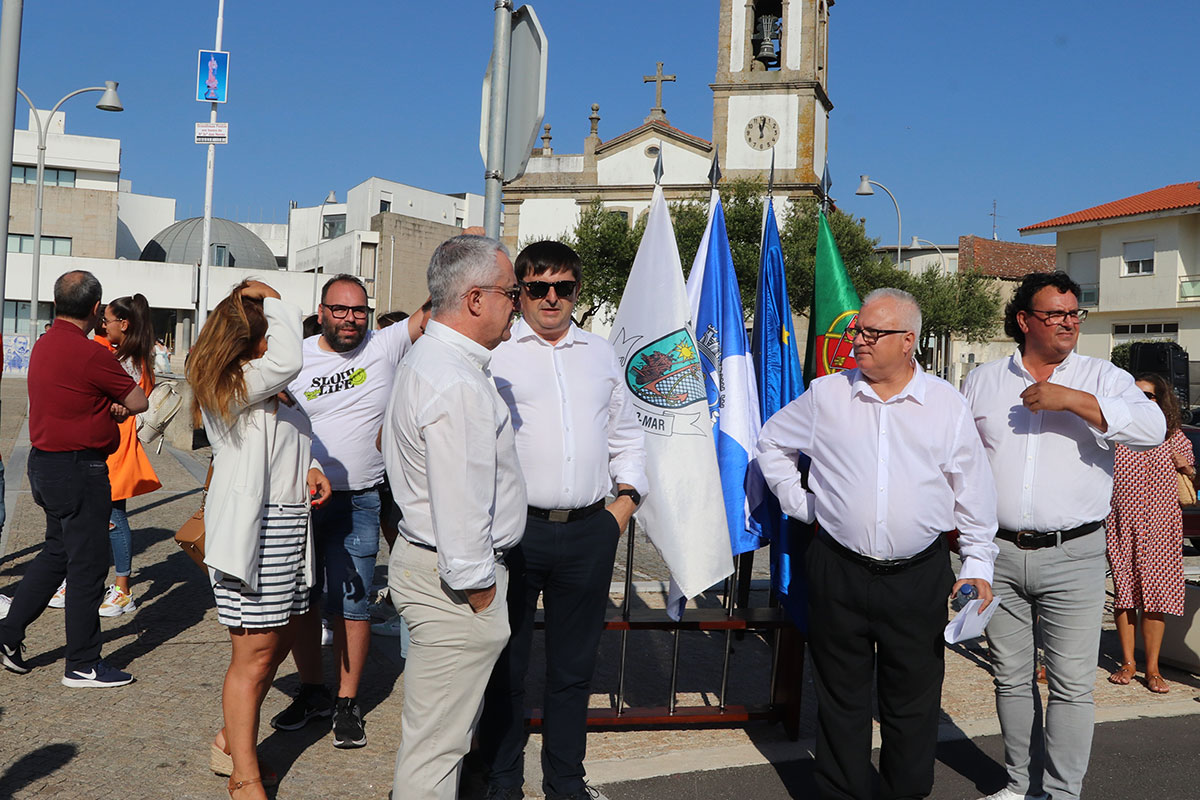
{"left": 521, "top": 279, "right": 578, "bottom": 300}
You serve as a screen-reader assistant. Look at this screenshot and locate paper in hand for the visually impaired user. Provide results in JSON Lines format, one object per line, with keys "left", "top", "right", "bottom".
{"left": 944, "top": 597, "right": 1000, "bottom": 644}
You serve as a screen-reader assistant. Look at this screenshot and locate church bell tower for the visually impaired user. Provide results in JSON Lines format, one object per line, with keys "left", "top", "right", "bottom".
{"left": 711, "top": 0, "right": 832, "bottom": 199}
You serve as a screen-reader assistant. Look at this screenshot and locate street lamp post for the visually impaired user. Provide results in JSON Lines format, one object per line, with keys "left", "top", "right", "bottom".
{"left": 15, "top": 81, "right": 122, "bottom": 335}
{"left": 910, "top": 235, "right": 948, "bottom": 273}
{"left": 910, "top": 235, "right": 952, "bottom": 378}
{"left": 856, "top": 175, "right": 902, "bottom": 269}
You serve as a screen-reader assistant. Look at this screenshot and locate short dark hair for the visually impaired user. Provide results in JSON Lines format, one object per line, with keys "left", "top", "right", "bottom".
{"left": 377, "top": 310, "right": 409, "bottom": 329}
{"left": 54, "top": 270, "right": 102, "bottom": 320}
{"left": 320, "top": 274, "right": 367, "bottom": 305}
{"left": 1004, "top": 271, "right": 1081, "bottom": 348}
{"left": 514, "top": 240, "right": 582, "bottom": 284}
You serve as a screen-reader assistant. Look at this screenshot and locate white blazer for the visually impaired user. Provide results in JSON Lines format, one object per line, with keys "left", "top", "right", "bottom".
{"left": 202, "top": 297, "right": 318, "bottom": 592}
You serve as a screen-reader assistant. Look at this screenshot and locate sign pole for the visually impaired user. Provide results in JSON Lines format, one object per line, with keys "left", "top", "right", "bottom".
{"left": 0, "top": 0, "right": 22, "bottom": 371}
{"left": 195, "top": 0, "right": 225, "bottom": 342}
{"left": 482, "top": 0, "right": 513, "bottom": 240}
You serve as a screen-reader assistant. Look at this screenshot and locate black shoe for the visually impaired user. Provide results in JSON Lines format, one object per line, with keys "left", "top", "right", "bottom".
{"left": 332, "top": 696, "right": 366, "bottom": 748}
{"left": 549, "top": 783, "right": 608, "bottom": 800}
{"left": 484, "top": 785, "right": 524, "bottom": 800}
{"left": 1, "top": 641, "right": 29, "bottom": 674}
{"left": 270, "top": 683, "right": 333, "bottom": 731}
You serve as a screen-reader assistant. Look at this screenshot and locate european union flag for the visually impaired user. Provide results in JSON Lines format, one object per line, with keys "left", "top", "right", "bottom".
{"left": 750, "top": 198, "right": 808, "bottom": 628}
{"left": 686, "top": 191, "right": 764, "bottom": 556}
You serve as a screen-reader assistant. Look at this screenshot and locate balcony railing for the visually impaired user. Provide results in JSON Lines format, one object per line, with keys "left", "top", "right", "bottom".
{"left": 1078, "top": 283, "right": 1099, "bottom": 307}
{"left": 1179, "top": 276, "right": 1200, "bottom": 302}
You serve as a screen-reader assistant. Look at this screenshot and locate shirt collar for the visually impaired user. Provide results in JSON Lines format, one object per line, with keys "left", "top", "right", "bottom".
{"left": 849, "top": 361, "right": 927, "bottom": 405}
{"left": 1009, "top": 348, "right": 1076, "bottom": 380}
{"left": 424, "top": 319, "right": 492, "bottom": 370}
{"left": 511, "top": 316, "right": 579, "bottom": 347}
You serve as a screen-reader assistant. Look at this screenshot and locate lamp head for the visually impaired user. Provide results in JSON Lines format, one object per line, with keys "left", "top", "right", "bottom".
{"left": 95, "top": 81, "right": 123, "bottom": 112}
{"left": 911, "top": 235, "right": 921, "bottom": 247}
{"left": 855, "top": 175, "right": 874, "bottom": 196}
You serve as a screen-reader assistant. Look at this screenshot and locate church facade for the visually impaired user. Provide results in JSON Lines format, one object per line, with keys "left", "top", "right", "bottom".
{"left": 500, "top": 0, "right": 833, "bottom": 249}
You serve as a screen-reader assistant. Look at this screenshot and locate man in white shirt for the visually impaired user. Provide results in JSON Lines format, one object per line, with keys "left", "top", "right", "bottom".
{"left": 477, "top": 241, "right": 647, "bottom": 800}
{"left": 963, "top": 272, "right": 1165, "bottom": 800}
{"left": 382, "top": 234, "right": 527, "bottom": 800}
{"left": 756, "top": 288, "right": 998, "bottom": 800}
{"left": 270, "top": 274, "right": 427, "bottom": 748}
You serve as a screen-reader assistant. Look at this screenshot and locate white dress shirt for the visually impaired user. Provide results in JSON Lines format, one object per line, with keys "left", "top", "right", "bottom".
{"left": 382, "top": 319, "right": 527, "bottom": 591}
{"left": 490, "top": 318, "right": 648, "bottom": 510}
{"left": 962, "top": 349, "right": 1166, "bottom": 533}
{"left": 755, "top": 364, "right": 999, "bottom": 582}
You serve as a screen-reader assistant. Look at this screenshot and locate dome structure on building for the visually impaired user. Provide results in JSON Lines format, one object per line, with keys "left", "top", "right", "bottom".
{"left": 140, "top": 217, "right": 278, "bottom": 270}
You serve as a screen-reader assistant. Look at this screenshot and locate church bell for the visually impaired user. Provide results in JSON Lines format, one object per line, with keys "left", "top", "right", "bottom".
{"left": 754, "top": 14, "right": 779, "bottom": 67}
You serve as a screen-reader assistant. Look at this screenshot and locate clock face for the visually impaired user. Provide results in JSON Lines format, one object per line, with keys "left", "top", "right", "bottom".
{"left": 744, "top": 115, "right": 780, "bottom": 151}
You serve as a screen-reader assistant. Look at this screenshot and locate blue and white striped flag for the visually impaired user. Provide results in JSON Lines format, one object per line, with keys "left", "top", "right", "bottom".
{"left": 686, "top": 189, "right": 765, "bottom": 556}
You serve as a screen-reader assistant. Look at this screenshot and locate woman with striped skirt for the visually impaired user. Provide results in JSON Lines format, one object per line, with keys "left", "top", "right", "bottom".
{"left": 187, "top": 280, "right": 331, "bottom": 800}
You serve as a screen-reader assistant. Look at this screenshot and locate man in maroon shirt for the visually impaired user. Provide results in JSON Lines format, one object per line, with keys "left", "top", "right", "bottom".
{"left": 0, "top": 271, "right": 148, "bottom": 687}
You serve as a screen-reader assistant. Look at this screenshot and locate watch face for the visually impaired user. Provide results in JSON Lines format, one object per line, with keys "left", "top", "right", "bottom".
{"left": 744, "top": 115, "right": 780, "bottom": 151}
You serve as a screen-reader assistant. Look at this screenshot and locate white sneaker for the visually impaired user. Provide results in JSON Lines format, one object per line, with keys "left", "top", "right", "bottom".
{"left": 0, "top": 594, "right": 10, "bottom": 619}
{"left": 321, "top": 618, "right": 334, "bottom": 647}
{"left": 47, "top": 580, "right": 66, "bottom": 609}
{"left": 98, "top": 584, "right": 137, "bottom": 617}
{"left": 977, "top": 789, "right": 1048, "bottom": 800}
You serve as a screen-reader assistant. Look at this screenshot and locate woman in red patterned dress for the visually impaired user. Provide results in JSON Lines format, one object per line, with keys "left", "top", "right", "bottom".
{"left": 1106, "top": 372, "right": 1194, "bottom": 693}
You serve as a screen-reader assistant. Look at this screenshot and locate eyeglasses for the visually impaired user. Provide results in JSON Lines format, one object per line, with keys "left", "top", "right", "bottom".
{"left": 1144, "top": 391, "right": 1157, "bottom": 400}
{"left": 845, "top": 325, "right": 907, "bottom": 344}
{"left": 471, "top": 285, "right": 521, "bottom": 305}
{"left": 1026, "top": 308, "right": 1088, "bottom": 325}
{"left": 323, "top": 303, "right": 370, "bottom": 320}
{"left": 103, "top": 317, "right": 122, "bottom": 326}
{"left": 521, "top": 279, "right": 578, "bottom": 300}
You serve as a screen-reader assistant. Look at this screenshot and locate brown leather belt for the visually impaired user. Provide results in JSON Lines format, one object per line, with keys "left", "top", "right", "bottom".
{"left": 996, "top": 520, "right": 1103, "bottom": 550}
{"left": 526, "top": 500, "right": 605, "bottom": 524}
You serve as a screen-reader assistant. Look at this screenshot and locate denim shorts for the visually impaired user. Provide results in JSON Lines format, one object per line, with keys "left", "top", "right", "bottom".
{"left": 311, "top": 486, "right": 382, "bottom": 621}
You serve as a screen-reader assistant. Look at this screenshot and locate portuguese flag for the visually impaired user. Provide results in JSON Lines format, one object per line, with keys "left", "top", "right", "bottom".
{"left": 804, "top": 210, "right": 861, "bottom": 381}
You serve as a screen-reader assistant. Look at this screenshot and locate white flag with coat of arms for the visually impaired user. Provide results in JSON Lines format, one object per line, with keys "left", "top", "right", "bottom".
{"left": 609, "top": 185, "right": 734, "bottom": 619}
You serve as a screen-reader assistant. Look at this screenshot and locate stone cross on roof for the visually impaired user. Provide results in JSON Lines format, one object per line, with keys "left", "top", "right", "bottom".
{"left": 643, "top": 61, "right": 675, "bottom": 123}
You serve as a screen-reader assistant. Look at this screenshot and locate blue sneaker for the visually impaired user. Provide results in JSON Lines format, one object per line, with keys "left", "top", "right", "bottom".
{"left": 1, "top": 641, "right": 29, "bottom": 674}
{"left": 62, "top": 659, "right": 134, "bottom": 688}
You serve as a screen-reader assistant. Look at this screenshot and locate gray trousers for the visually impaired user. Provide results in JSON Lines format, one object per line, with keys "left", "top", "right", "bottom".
{"left": 390, "top": 540, "right": 510, "bottom": 800}
{"left": 985, "top": 530, "right": 1107, "bottom": 800}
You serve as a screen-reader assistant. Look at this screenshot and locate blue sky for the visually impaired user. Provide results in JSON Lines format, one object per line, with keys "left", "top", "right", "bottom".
{"left": 11, "top": 1, "right": 1198, "bottom": 246}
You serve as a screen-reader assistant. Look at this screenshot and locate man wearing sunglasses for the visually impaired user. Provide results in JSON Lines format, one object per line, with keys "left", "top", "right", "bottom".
{"left": 478, "top": 240, "right": 647, "bottom": 800}
{"left": 274, "top": 274, "right": 429, "bottom": 749}
{"left": 963, "top": 271, "right": 1164, "bottom": 800}
{"left": 756, "top": 288, "right": 998, "bottom": 800}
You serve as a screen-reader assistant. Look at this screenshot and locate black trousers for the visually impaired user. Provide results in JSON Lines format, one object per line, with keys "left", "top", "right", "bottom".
{"left": 0, "top": 449, "right": 113, "bottom": 671}
{"left": 478, "top": 509, "right": 621, "bottom": 797}
{"left": 805, "top": 533, "right": 954, "bottom": 800}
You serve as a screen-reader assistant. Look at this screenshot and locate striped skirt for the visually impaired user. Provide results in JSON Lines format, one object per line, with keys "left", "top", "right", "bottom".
{"left": 213, "top": 503, "right": 310, "bottom": 629}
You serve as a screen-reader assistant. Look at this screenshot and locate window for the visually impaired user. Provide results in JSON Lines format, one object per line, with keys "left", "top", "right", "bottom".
{"left": 1123, "top": 240, "right": 1154, "bottom": 275}
{"left": 6, "top": 234, "right": 71, "bottom": 255}
{"left": 455, "top": 217, "right": 464, "bottom": 228}
{"left": 9, "top": 165, "right": 75, "bottom": 187}
{"left": 379, "top": 199, "right": 391, "bottom": 213}
{"left": 212, "top": 244, "right": 229, "bottom": 266}
{"left": 1112, "top": 322, "right": 1178, "bottom": 343}
{"left": 322, "top": 214, "right": 346, "bottom": 240}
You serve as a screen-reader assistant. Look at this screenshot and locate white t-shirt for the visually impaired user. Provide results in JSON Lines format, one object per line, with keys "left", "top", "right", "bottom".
{"left": 289, "top": 323, "right": 413, "bottom": 490}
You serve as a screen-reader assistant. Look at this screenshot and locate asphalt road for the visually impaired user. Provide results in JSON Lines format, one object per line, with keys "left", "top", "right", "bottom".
{"left": 604, "top": 713, "right": 1200, "bottom": 800}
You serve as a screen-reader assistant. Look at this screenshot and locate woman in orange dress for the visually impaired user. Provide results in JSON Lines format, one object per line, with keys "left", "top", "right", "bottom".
{"left": 1106, "top": 372, "right": 1194, "bottom": 693}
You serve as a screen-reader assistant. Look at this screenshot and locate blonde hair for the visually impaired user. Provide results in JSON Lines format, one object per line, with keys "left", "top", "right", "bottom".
{"left": 186, "top": 281, "right": 268, "bottom": 423}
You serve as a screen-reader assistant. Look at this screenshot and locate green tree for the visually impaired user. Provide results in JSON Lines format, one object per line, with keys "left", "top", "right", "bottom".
{"left": 907, "top": 266, "right": 1002, "bottom": 373}
{"left": 564, "top": 198, "right": 644, "bottom": 325}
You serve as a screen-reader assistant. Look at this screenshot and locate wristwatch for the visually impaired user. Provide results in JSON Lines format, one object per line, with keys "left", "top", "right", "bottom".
{"left": 617, "top": 487, "right": 642, "bottom": 506}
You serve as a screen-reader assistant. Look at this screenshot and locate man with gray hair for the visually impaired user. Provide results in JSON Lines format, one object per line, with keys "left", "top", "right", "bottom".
{"left": 755, "top": 287, "right": 998, "bottom": 800}
{"left": 382, "top": 235, "right": 527, "bottom": 800}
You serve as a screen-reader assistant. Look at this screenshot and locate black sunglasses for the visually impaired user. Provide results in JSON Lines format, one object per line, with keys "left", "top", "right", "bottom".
{"left": 521, "top": 280, "right": 578, "bottom": 300}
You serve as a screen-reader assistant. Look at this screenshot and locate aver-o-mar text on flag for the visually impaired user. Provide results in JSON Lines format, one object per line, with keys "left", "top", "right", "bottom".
{"left": 610, "top": 185, "right": 734, "bottom": 620}
{"left": 804, "top": 208, "right": 861, "bottom": 382}
{"left": 685, "top": 188, "right": 765, "bottom": 557}
{"left": 750, "top": 197, "right": 807, "bottom": 627}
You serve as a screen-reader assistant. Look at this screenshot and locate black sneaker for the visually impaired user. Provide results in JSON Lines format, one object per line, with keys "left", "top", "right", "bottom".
{"left": 1, "top": 641, "right": 29, "bottom": 674}
{"left": 62, "top": 659, "right": 134, "bottom": 688}
{"left": 332, "top": 696, "right": 366, "bottom": 749}
{"left": 328, "top": 695, "right": 364, "bottom": 748}
{"left": 270, "top": 683, "right": 333, "bottom": 731}
{"left": 484, "top": 785, "right": 524, "bottom": 800}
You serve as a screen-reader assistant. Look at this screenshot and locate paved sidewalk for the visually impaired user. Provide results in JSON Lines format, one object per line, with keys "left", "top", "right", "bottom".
{"left": 0, "top": 375, "right": 1196, "bottom": 799}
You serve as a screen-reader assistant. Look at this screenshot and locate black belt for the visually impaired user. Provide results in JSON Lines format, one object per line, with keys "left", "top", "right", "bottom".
{"left": 526, "top": 500, "right": 605, "bottom": 524}
{"left": 401, "top": 539, "right": 507, "bottom": 564}
{"left": 996, "top": 520, "right": 1103, "bottom": 550}
{"left": 345, "top": 484, "right": 384, "bottom": 496}
{"left": 818, "top": 530, "right": 944, "bottom": 575}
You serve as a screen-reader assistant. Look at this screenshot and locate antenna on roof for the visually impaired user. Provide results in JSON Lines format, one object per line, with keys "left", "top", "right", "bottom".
{"left": 990, "top": 199, "right": 1002, "bottom": 240}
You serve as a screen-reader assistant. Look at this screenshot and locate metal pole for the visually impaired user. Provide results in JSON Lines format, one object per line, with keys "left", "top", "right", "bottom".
{"left": 668, "top": 629, "right": 680, "bottom": 714}
{"left": 0, "top": 0, "right": 23, "bottom": 355}
{"left": 869, "top": 179, "right": 902, "bottom": 269}
{"left": 615, "top": 516, "right": 636, "bottom": 717}
{"left": 196, "top": 0, "right": 225, "bottom": 341}
{"left": 27, "top": 99, "right": 43, "bottom": 335}
{"left": 482, "top": 0, "right": 513, "bottom": 239}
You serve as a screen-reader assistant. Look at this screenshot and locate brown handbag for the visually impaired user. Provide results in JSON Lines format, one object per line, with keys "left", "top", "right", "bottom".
{"left": 174, "top": 462, "right": 213, "bottom": 570}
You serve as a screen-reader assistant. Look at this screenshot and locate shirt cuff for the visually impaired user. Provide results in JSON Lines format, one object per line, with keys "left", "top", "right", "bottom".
{"left": 613, "top": 470, "right": 649, "bottom": 497}
{"left": 775, "top": 478, "right": 816, "bottom": 524}
{"left": 440, "top": 554, "right": 496, "bottom": 592}
{"left": 1089, "top": 394, "right": 1132, "bottom": 446}
{"left": 957, "top": 554, "right": 994, "bottom": 585}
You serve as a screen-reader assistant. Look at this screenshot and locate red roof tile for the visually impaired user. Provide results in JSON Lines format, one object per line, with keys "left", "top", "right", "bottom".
{"left": 1020, "top": 181, "right": 1200, "bottom": 232}
{"left": 958, "top": 235, "right": 1055, "bottom": 279}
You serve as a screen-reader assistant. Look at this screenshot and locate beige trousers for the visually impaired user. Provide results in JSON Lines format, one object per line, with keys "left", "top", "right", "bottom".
{"left": 390, "top": 539, "right": 510, "bottom": 800}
